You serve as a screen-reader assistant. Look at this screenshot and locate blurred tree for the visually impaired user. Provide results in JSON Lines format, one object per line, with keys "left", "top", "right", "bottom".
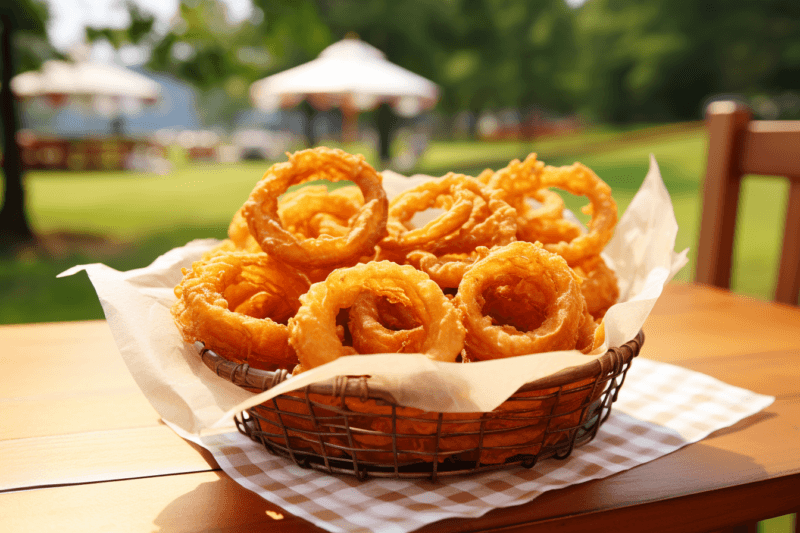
{"left": 144, "top": 0, "right": 332, "bottom": 127}
{"left": 85, "top": 1, "right": 156, "bottom": 49}
{"left": 0, "top": 0, "right": 52, "bottom": 253}
{"left": 314, "top": 0, "right": 579, "bottom": 135}
{"left": 573, "top": 0, "right": 800, "bottom": 122}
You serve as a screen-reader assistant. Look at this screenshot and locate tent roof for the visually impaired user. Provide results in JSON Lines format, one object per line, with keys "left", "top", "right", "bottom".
{"left": 250, "top": 38, "right": 438, "bottom": 116}
{"left": 11, "top": 60, "right": 160, "bottom": 102}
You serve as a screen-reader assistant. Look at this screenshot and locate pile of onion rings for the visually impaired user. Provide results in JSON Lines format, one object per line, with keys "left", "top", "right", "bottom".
{"left": 172, "top": 145, "right": 620, "bottom": 390}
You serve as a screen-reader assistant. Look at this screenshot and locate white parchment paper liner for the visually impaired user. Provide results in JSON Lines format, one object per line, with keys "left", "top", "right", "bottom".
{"left": 61, "top": 155, "right": 688, "bottom": 437}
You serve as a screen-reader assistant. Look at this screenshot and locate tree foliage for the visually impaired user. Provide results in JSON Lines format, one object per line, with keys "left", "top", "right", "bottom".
{"left": 574, "top": 0, "right": 800, "bottom": 122}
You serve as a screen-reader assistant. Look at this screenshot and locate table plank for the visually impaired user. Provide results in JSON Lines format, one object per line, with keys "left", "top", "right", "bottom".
{"left": 0, "top": 320, "right": 163, "bottom": 440}
{"left": 0, "top": 425, "right": 217, "bottom": 491}
{"left": 645, "top": 284, "right": 800, "bottom": 364}
{"left": 0, "top": 471, "right": 318, "bottom": 533}
{"left": 0, "top": 389, "right": 162, "bottom": 441}
{"left": 0, "top": 320, "right": 135, "bottom": 398}
{"left": 2, "top": 398, "right": 798, "bottom": 532}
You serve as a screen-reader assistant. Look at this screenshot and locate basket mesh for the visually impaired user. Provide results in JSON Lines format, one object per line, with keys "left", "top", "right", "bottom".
{"left": 201, "top": 331, "right": 642, "bottom": 481}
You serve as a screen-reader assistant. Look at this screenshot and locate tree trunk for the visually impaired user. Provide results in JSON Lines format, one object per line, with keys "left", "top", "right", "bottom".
{"left": 0, "top": 14, "right": 35, "bottom": 253}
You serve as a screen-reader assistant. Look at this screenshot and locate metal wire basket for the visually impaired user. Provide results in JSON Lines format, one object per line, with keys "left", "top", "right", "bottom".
{"left": 198, "top": 330, "right": 643, "bottom": 481}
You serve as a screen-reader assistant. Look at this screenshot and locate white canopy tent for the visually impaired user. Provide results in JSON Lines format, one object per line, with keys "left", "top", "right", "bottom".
{"left": 11, "top": 59, "right": 160, "bottom": 118}
{"left": 250, "top": 38, "right": 439, "bottom": 141}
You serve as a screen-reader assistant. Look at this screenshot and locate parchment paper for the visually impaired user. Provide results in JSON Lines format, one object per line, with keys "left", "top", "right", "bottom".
{"left": 60, "top": 155, "right": 688, "bottom": 437}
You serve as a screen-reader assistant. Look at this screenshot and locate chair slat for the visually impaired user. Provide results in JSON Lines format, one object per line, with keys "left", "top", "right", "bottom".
{"left": 740, "top": 123, "right": 800, "bottom": 178}
{"left": 696, "top": 103, "right": 750, "bottom": 289}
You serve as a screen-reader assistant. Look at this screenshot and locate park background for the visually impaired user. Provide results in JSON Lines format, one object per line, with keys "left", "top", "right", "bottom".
{"left": 0, "top": 0, "right": 798, "bottom": 331}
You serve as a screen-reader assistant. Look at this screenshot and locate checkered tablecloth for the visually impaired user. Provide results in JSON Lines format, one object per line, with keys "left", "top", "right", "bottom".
{"left": 173, "top": 358, "right": 774, "bottom": 533}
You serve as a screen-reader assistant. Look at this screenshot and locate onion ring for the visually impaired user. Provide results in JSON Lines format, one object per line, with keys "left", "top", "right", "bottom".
{"left": 383, "top": 174, "right": 516, "bottom": 288}
{"left": 571, "top": 254, "right": 619, "bottom": 320}
{"left": 380, "top": 173, "right": 478, "bottom": 253}
{"left": 405, "top": 246, "right": 492, "bottom": 289}
{"left": 172, "top": 252, "right": 311, "bottom": 369}
{"left": 538, "top": 163, "right": 618, "bottom": 264}
{"left": 243, "top": 147, "right": 388, "bottom": 269}
{"left": 278, "top": 185, "right": 363, "bottom": 239}
{"left": 454, "top": 241, "right": 585, "bottom": 360}
{"left": 348, "top": 293, "right": 425, "bottom": 354}
{"left": 289, "top": 261, "right": 464, "bottom": 371}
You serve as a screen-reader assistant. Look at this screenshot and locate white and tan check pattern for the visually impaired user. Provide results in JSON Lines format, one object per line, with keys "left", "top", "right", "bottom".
{"left": 196, "top": 358, "right": 773, "bottom": 533}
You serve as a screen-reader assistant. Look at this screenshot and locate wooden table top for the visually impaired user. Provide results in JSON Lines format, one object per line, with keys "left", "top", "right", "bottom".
{"left": 2, "top": 282, "right": 799, "bottom": 532}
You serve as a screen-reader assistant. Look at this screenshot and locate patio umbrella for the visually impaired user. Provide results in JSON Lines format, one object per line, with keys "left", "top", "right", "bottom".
{"left": 250, "top": 37, "right": 439, "bottom": 142}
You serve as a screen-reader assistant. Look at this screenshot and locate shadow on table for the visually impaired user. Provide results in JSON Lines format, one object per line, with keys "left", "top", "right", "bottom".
{"left": 152, "top": 478, "right": 311, "bottom": 532}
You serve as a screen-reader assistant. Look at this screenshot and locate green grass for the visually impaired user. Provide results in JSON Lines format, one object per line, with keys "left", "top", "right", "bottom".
{"left": 0, "top": 123, "right": 791, "bottom": 325}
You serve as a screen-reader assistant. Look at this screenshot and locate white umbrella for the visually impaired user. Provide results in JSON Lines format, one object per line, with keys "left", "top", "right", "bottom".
{"left": 250, "top": 38, "right": 439, "bottom": 140}
{"left": 11, "top": 59, "right": 160, "bottom": 107}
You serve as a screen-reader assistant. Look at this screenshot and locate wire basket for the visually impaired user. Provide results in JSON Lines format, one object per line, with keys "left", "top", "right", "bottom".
{"left": 197, "top": 330, "right": 643, "bottom": 481}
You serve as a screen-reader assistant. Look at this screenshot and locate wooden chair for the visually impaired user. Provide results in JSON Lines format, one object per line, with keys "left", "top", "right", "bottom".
{"left": 696, "top": 101, "right": 800, "bottom": 305}
{"left": 697, "top": 102, "right": 800, "bottom": 532}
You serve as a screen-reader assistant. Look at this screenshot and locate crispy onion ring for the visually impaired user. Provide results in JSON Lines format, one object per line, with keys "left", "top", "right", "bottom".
{"left": 538, "top": 163, "right": 618, "bottom": 264}
{"left": 576, "top": 310, "right": 606, "bottom": 354}
{"left": 383, "top": 174, "right": 516, "bottom": 288}
{"left": 428, "top": 175, "right": 517, "bottom": 255}
{"left": 278, "top": 185, "right": 363, "bottom": 239}
{"left": 227, "top": 208, "right": 262, "bottom": 252}
{"left": 348, "top": 293, "right": 425, "bottom": 354}
{"left": 172, "top": 252, "right": 310, "bottom": 369}
{"left": 405, "top": 246, "right": 492, "bottom": 289}
{"left": 243, "top": 147, "right": 388, "bottom": 269}
{"left": 486, "top": 154, "right": 545, "bottom": 201}
{"left": 289, "top": 261, "right": 464, "bottom": 371}
{"left": 483, "top": 155, "right": 585, "bottom": 246}
{"left": 571, "top": 254, "right": 619, "bottom": 320}
{"left": 380, "top": 174, "right": 478, "bottom": 253}
{"left": 514, "top": 187, "right": 583, "bottom": 245}
{"left": 454, "top": 241, "right": 585, "bottom": 360}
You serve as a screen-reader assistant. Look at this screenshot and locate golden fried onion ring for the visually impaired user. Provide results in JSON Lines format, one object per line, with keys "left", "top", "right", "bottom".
{"left": 243, "top": 147, "right": 388, "bottom": 269}
{"left": 386, "top": 174, "right": 517, "bottom": 288}
{"left": 172, "top": 252, "right": 310, "bottom": 369}
{"left": 454, "top": 241, "right": 585, "bottom": 360}
{"left": 379, "top": 173, "right": 478, "bottom": 253}
{"left": 538, "top": 163, "right": 618, "bottom": 264}
{"left": 571, "top": 254, "right": 619, "bottom": 320}
{"left": 278, "top": 185, "right": 364, "bottom": 239}
{"left": 289, "top": 261, "right": 465, "bottom": 371}
{"left": 348, "top": 292, "right": 425, "bottom": 354}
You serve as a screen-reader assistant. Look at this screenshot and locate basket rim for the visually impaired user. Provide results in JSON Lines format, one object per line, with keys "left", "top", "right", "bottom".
{"left": 197, "top": 330, "right": 644, "bottom": 408}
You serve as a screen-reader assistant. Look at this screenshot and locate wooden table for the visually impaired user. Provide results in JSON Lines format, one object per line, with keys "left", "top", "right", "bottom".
{"left": 2, "top": 283, "right": 799, "bottom": 532}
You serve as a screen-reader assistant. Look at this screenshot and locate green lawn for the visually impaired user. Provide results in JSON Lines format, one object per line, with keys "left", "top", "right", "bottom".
{"left": 0, "top": 124, "right": 792, "bottom": 325}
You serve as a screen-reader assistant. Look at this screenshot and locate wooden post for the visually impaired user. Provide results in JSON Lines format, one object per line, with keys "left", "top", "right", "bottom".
{"left": 775, "top": 178, "right": 800, "bottom": 304}
{"left": 695, "top": 101, "right": 751, "bottom": 289}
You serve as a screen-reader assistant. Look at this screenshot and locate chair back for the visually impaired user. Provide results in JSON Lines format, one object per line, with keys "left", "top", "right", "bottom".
{"left": 695, "top": 101, "right": 800, "bottom": 305}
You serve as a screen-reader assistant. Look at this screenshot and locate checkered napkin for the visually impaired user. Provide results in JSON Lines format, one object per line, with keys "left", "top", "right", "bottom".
{"left": 184, "top": 358, "right": 774, "bottom": 533}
